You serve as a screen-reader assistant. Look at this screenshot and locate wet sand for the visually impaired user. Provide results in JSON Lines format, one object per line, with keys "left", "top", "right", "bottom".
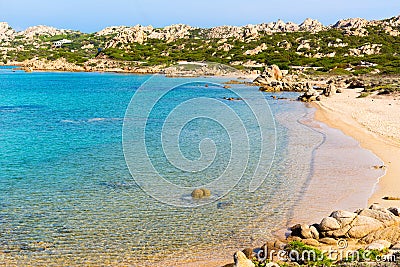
{"left": 313, "top": 88, "right": 400, "bottom": 208}
{"left": 288, "top": 111, "right": 384, "bottom": 227}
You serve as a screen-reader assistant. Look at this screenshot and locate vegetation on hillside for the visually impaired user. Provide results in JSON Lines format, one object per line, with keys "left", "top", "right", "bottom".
{"left": 2, "top": 20, "right": 400, "bottom": 74}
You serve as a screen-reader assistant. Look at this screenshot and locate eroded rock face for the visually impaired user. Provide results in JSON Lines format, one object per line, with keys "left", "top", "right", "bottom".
{"left": 244, "top": 43, "right": 268, "bottom": 55}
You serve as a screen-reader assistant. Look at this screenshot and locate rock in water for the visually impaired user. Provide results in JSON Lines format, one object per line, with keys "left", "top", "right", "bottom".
{"left": 234, "top": 251, "right": 255, "bottom": 267}
{"left": 191, "top": 189, "right": 204, "bottom": 199}
{"left": 201, "top": 188, "right": 211, "bottom": 197}
{"left": 191, "top": 188, "right": 211, "bottom": 199}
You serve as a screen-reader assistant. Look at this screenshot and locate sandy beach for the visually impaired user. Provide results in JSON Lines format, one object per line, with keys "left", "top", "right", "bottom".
{"left": 313, "top": 88, "right": 400, "bottom": 208}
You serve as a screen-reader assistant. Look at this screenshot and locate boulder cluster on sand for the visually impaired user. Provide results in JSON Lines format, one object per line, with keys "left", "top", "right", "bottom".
{"left": 253, "top": 65, "right": 400, "bottom": 102}
{"left": 289, "top": 205, "right": 400, "bottom": 244}
{"left": 223, "top": 205, "right": 400, "bottom": 266}
{"left": 298, "top": 81, "right": 341, "bottom": 102}
{"left": 254, "top": 65, "right": 309, "bottom": 92}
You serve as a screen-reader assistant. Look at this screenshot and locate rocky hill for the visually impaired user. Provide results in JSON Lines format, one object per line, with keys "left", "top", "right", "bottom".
{"left": 1, "top": 15, "right": 400, "bottom": 74}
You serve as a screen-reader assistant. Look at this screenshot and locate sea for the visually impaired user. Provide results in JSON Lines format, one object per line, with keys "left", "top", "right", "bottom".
{"left": 0, "top": 66, "right": 384, "bottom": 266}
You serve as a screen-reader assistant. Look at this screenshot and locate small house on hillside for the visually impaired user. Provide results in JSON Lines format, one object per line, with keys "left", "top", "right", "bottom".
{"left": 52, "top": 39, "right": 72, "bottom": 48}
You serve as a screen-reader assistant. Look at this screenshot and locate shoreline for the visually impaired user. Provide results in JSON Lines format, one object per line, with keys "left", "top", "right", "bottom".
{"left": 312, "top": 89, "right": 400, "bottom": 208}
{"left": 1, "top": 63, "right": 260, "bottom": 82}
{"left": 183, "top": 88, "right": 400, "bottom": 266}
{"left": 0, "top": 60, "right": 258, "bottom": 78}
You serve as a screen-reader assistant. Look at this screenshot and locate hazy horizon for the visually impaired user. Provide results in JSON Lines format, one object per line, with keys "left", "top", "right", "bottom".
{"left": 0, "top": 0, "right": 399, "bottom": 33}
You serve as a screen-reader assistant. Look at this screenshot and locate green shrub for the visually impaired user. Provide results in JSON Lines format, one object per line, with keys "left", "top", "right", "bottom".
{"left": 357, "top": 92, "right": 370, "bottom": 98}
{"left": 285, "top": 241, "right": 333, "bottom": 266}
{"left": 330, "top": 68, "right": 352, "bottom": 75}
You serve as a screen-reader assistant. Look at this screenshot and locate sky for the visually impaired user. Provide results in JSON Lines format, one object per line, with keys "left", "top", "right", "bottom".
{"left": 0, "top": 0, "right": 399, "bottom": 32}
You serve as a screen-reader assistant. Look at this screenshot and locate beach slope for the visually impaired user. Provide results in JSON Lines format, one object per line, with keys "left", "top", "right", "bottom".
{"left": 314, "top": 88, "right": 400, "bottom": 208}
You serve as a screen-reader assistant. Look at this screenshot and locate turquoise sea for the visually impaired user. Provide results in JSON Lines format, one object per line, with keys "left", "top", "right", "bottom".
{"left": 0, "top": 66, "right": 383, "bottom": 266}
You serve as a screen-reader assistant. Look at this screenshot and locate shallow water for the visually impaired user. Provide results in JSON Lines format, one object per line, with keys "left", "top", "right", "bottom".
{"left": 0, "top": 68, "right": 383, "bottom": 266}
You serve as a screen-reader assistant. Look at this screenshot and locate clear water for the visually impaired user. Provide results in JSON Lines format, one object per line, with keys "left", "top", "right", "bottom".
{"left": 0, "top": 67, "right": 383, "bottom": 266}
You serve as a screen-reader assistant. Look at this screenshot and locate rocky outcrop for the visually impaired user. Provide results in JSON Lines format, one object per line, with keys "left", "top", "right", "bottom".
{"left": 334, "top": 18, "right": 369, "bottom": 29}
{"left": 244, "top": 43, "right": 267, "bottom": 55}
{"left": 255, "top": 65, "right": 311, "bottom": 92}
{"left": 149, "top": 24, "right": 193, "bottom": 42}
{"left": 299, "top": 18, "right": 324, "bottom": 32}
{"left": 104, "top": 24, "right": 192, "bottom": 47}
{"left": 18, "top": 57, "right": 161, "bottom": 74}
{"left": 349, "top": 44, "right": 382, "bottom": 56}
{"left": 0, "top": 22, "right": 15, "bottom": 41}
{"left": 201, "top": 18, "right": 324, "bottom": 40}
{"left": 18, "top": 25, "right": 68, "bottom": 39}
{"left": 218, "top": 43, "right": 234, "bottom": 52}
{"left": 225, "top": 205, "right": 400, "bottom": 267}
{"left": 289, "top": 204, "right": 400, "bottom": 243}
{"left": 298, "top": 84, "right": 321, "bottom": 101}
{"left": 256, "top": 65, "right": 283, "bottom": 82}
{"left": 22, "top": 58, "right": 85, "bottom": 71}
{"left": 104, "top": 25, "right": 152, "bottom": 47}
{"left": 95, "top": 26, "right": 129, "bottom": 36}
{"left": 333, "top": 18, "right": 370, "bottom": 36}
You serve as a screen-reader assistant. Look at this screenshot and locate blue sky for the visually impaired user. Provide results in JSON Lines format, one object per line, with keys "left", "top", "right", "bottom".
{"left": 0, "top": 0, "right": 399, "bottom": 32}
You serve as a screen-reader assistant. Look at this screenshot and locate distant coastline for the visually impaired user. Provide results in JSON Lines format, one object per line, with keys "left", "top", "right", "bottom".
{"left": 1, "top": 15, "right": 400, "bottom": 76}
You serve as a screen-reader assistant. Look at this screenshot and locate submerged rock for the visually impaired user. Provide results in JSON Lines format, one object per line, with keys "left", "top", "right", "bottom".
{"left": 191, "top": 188, "right": 211, "bottom": 199}
{"left": 217, "top": 201, "right": 233, "bottom": 209}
